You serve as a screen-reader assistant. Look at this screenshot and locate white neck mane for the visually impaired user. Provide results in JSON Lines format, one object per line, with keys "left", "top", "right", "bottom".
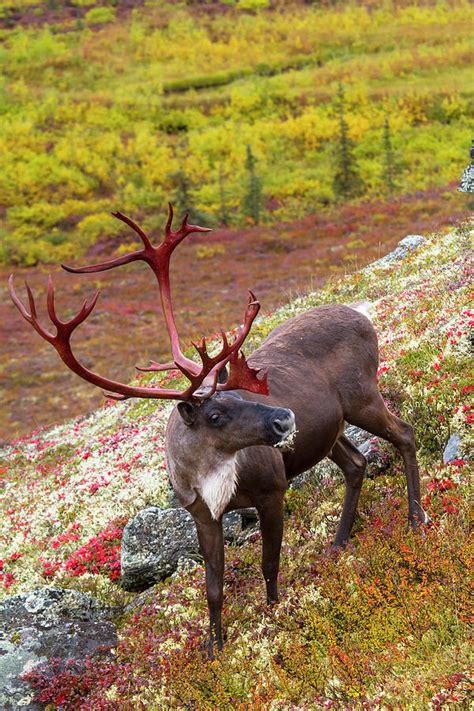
{"left": 197, "top": 457, "right": 238, "bottom": 520}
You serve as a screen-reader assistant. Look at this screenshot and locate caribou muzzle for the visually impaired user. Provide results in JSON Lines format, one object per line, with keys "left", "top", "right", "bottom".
{"left": 266, "top": 407, "right": 296, "bottom": 446}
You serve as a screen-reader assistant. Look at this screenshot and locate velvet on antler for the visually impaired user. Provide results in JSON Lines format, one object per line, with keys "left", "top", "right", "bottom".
{"left": 9, "top": 205, "right": 268, "bottom": 401}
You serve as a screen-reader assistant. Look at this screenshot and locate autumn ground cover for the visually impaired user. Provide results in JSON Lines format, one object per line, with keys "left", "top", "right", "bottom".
{"left": 1, "top": 221, "right": 472, "bottom": 708}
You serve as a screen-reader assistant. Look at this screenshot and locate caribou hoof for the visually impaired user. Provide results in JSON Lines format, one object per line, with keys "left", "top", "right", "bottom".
{"left": 207, "top": 635, "right": 224, "bottom": 660}
{"left": 409, "top": 508, "right": 431, "bottom": 529}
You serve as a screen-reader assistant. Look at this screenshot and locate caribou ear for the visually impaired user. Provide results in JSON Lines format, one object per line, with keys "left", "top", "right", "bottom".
{"left": 217, "top": 365, "right": 228, "bottom": 384}
{"left": 177, "top": 401, "right": 199, "bottom": 426}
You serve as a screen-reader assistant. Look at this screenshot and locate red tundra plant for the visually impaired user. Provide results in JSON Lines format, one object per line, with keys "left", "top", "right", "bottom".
{"left": 42, "top": 518, "right": 127, "bottom": 582}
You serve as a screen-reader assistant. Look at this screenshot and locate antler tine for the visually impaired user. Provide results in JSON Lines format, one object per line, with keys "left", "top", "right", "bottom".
{"left": 9, "top": 275, "right": 33, "bottom": 323}
{"left": 62, "top": 212, "right": 153, "bottom": 275}
{"left": 217, "top": 329, "right": 229, "bottom": 356}
{"left": 192, "top": 337, "right": 206, "bottom": 356}
{"left": 45, "top": 275, "right": 101, "bottom": 333}
{"left": 9, "top": 276, "right": 55, "bottom": 342}
{"left": 194, "top": 329, "right": 228, "bottom": 368}
{"left": 135, "top": 360, "right": 175, "bottom": 372}
{"left": 111, "top": 211, "right": 153, "bottom": 251}
{"left": 165, "top": 202, "right": 174, "bottom": 237}
{"left": 247, "top": 289, "right": 258, "bottom": 306}
{"left": 62, "top": 250, "right": 144, "bottom": 275}
{"left": 24, "top": 281, "right": 38, "bottom": 321}
{"left": 68, "top": 289, "right": 101, "bottom": 330}
{"left": 163, "top": 202, "right": 212, "bottom": 249}
{"left": 46, "top": 275, "right": 64, "bottom": 328}
{"left": 181, "top": 212, "right": 189, "bottom": 229}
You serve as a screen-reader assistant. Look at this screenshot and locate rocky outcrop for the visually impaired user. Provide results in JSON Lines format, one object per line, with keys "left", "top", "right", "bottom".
{"left": 120, "top": 506, "right": 256, "bottom": 591}
{"left": 0, "top": 587, "right": 117, "bottom": 710}
{"left": 367, "top": 234, "right": 425, "bottom": 269}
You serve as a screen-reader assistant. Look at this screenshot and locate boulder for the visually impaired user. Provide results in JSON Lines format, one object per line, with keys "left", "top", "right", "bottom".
{"left": 290, "top": 425, "right": 388, "bottom": 490}
{"left": 367, "top": 234, "right": 425, "bottom": 269}
{"left": 120, "top": 506, "right": 252, "bottom": 592}
{"left": 0, "top": 587, "right": 117, "bottom": 710}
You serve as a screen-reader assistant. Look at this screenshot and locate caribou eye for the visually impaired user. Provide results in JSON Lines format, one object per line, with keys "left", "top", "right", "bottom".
{"left": 209, "top": 413, "right": 221, "bottom": 425}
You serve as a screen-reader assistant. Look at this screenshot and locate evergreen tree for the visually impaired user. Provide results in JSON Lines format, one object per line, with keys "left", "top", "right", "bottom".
{"left": 332, "top": 84, "right": 364, "bottom": 201}
{"left": 169, "top": 169, "right": 212, "bottom": 226}
{"left": 382, "top": 116, "right": 397, "bottom": 195}
{"left": 218, "top": 162, "right": 230, "bottom": 226}
{"left": 170, "top": 169, "right": 192, "bottom": 217}
{"left": 243, "top": 145, "right": 263, "bottom": 225}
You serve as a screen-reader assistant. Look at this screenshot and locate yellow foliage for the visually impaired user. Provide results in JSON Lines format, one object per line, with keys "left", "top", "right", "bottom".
{"left": 0, "top": 1, "right": 472, "bottom": 263}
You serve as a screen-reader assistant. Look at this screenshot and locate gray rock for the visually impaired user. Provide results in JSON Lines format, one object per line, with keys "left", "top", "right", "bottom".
{"left": 0, "top": 586, "right": 116, "bottom": 630}
{"left": 0, "top": 587, "right": 117, "bottom": 710}
{"left": 290, "top": 425, "right": 389, "bottom": 491}
{"left": 367, "top": 234, "right": 425, "bottom": 269}
{"left": 120, "top": 506, "right": 251, "bottom": 592}
{"left": 171, "top": 556, "right": 201, "bottom": 579}
{"left": 120, "top": 507, "right": 197, "bottom": 591}
{"left": 345, "top": 424, "right": 389, "bottom": 472}
{"left": 443, "top": 433, "right": 466, "bottom": 464}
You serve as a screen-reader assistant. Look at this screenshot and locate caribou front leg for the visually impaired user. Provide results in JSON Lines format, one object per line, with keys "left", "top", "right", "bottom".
{"left": 257, "top": 491, "right": 285, "bottom": 604}
{"left": 191, "top": 504, "right": 225, "bottom": 658}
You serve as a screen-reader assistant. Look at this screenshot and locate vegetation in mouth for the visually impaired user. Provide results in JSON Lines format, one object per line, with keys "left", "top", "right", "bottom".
{"left": 274, "top": 427, "right": 298, "bottom": 450}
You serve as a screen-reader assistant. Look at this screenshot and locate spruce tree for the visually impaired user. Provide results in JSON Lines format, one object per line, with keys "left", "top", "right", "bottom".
{"left": 169, "top": 168, "right": 212, "bottom": 225}
{"left": 243, "top": 145, "right": 263, "bottom": 225}
{"left": 332, "top": 84, "right": 364, "bottom": 201}
{"left": 218, "top": 162, "right": 230, "bottom": 227}
{"left": 382, "top": 116, "right": 397, "bottom": 195}
{"left": 170, "top": 169, "right": 192, "bottom": 217}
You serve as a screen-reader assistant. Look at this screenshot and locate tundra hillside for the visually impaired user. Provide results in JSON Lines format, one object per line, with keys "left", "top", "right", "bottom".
{"left": 1, "top": 222, "right": 472, "bottom": 707}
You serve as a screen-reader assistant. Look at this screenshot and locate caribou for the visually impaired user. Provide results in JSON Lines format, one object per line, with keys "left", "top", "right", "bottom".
{"left": 9, "top": 205, "right": 427, "bottom": 658}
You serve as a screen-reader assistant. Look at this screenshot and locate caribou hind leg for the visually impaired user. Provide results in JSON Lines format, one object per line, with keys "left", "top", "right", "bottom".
{"left": 330, "top": 435, "right": 367, "bottom": 547}
{"left": 345, "top": 389, "right": 427, "bottom": 529}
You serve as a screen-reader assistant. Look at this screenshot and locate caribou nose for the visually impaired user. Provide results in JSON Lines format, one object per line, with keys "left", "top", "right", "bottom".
{"left": 271, "top": 409, "right": 296, "bottom": 439}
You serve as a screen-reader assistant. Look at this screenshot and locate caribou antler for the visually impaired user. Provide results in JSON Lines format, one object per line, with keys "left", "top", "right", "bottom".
{"left": 9, "top": 205, "right": 268, "bottom": 402}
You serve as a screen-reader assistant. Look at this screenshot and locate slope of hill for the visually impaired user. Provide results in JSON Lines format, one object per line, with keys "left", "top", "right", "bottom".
{"left": 1, "top": 220, "right": 472, "bottom": 708}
